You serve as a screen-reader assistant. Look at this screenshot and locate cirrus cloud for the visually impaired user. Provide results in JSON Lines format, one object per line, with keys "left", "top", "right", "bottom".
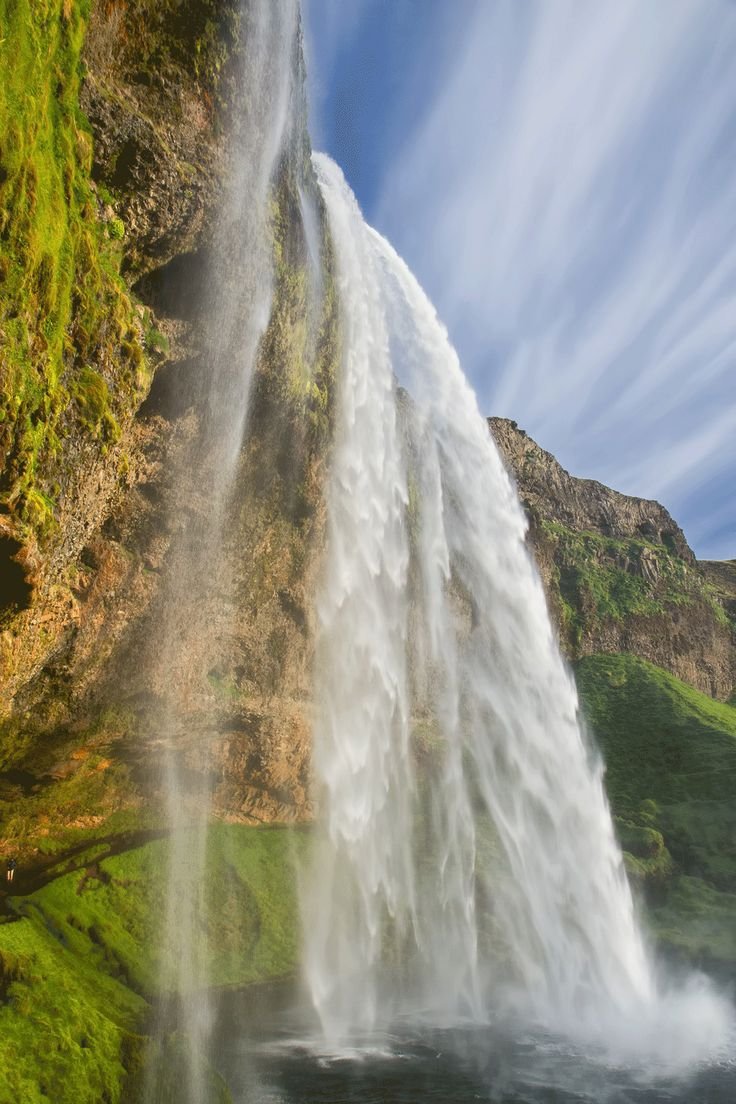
{"left": 307, "top": 0, "right": 736, "bottom": 559}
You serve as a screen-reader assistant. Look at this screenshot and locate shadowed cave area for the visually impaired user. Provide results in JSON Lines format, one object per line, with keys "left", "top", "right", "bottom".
{"left": 0, "top": 536, "right": 32, "bottom": 613}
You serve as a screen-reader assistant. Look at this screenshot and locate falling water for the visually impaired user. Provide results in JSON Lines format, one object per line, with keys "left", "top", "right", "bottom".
{"left": 144, "top": 2, "right": 300, "bottom": 1100}
{"left": 303, "top": 155, "right": 731, "bottom": 1059}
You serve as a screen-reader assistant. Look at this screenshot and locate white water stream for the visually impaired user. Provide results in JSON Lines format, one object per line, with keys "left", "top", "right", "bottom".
{"left": 145, "top": 3, "right": 300, "bottom": 1101}
{"left": 303, "top": 154, "right": 731, "bottom": 1062}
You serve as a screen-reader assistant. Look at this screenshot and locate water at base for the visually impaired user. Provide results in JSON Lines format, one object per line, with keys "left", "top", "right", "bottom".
{"left": 213, "top": 984, "right": 736, "bottom": 1104}
{"left": 301, "top": 153, "right": 733, "bottom": 1061}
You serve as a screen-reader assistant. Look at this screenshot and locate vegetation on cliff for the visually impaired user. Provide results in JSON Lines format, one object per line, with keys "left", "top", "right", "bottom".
{"left": 490, "top": 417, "right": 735, "bottom": 701}
{"left": 544, "top": 520, "right": 731, "bottom": 647}
{"left": 0, "top": 0, "right": 147, "bottom": 547}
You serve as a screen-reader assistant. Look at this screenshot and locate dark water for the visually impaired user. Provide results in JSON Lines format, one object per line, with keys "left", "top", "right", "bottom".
{"left": 213, "top": 986, "right": 736, "bottom": 1104}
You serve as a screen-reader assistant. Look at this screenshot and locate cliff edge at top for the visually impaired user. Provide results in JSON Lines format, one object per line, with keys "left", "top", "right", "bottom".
{"left": 490, "top": 417, "right": 735, "bottom": 700}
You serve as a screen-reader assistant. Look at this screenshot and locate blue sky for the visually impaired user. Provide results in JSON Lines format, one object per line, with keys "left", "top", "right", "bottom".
{"left": 303, "top": 0, "right": 736, "bottom": 560}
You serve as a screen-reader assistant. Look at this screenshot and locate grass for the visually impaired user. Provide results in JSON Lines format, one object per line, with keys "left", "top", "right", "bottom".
{"left": 3, "top": 816, "right": 304, "bottom": 991}
{"left": 575, "top": 653, "right": 736, "bottom": 974}
{"left": 649, "top": 876, "right": 736, "bottom": 974}
{"left": 0, "top": 823, "right": 304, "bottom": 1101}
{"left": 14, "top": 844, "right": 163, "bottom": 993}
{"left": 0, "top": 911, "right": 146, "bottom": 1104}
{"left": 576, "top": 653, "right": 736, "bottom": 812}
{"left": 203, "top": 823, "right": 305, "bottom": 986}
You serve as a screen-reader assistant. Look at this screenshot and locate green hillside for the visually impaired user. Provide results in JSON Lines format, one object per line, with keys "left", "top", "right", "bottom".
{"left": 0, "top": 825, "right": 303, "bottom": 1104}
{"left": 576, "top": 653, "right": 736, "bottom": 975}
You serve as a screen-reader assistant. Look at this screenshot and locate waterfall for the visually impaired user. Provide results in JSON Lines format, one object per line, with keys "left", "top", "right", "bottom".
{"left": 303, "top": 154, "right": 727, "bottom": 1054}
{"left": 144, "top": 3, "right": 300, "bottom": 1100}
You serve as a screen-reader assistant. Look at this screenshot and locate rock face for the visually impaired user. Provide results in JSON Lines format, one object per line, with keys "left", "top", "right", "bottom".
{"left": 490, "top": 418, "right": 735, "bottom": 700}
{"left": 701, "top": 560, "right": 736, "bottom": 627}
{"left": 489, "top": 418, "right": 693, "bottom": 560}
{"left": 0, "top": 0, "right": 237, "bottom": 690}
{"left": 0, "top": 0, "right": 335, "bottom": 851}
{"left": 81, "top": 1, "right": 237, "bottom": 280}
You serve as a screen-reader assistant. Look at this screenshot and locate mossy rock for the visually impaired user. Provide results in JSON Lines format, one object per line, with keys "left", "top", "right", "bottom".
{"left": 543, "top": 522, "right": 730, "bottom": 650}
{"left": 0, "top": 0, "right": 146, "bottom": 544}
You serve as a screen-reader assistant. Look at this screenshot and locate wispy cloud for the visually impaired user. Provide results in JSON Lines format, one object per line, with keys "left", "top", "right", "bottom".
{"left": 363, "top": 0, "right": 736, "bottom": 558}
{"left": 302, "top": 0, "right": 373, "bottom": 148}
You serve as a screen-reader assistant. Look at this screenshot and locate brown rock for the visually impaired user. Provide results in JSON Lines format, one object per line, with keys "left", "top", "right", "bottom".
{"left": 489, "top": 418, "right": 735, "bottom": 700}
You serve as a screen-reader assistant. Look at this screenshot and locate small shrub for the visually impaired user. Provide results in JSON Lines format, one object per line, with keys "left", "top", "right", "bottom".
{"left": 145, "top": 327, "right": 169, "bottom": 355}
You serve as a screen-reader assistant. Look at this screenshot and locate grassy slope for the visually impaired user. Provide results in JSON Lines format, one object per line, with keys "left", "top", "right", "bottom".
{"left": 575, "top": 653, "right": 736, "bottom": 973}
{"left": 0, "top": 825, "right": 303, "bottom": 1104}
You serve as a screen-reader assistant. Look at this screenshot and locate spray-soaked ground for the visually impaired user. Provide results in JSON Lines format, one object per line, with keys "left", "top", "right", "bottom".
{"left": 213, "top": 986, "right": 736, "bottom": 1104}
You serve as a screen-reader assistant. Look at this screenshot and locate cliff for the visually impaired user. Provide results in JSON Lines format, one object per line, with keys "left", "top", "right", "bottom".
{"left": 489, "top": 417, "right": 735, "bottom": 700}
{"left": 1, "top": 0, "right": 336, "bottom": 845}
{"left": 2, "top": 4, "right": 730, "bottom": 859}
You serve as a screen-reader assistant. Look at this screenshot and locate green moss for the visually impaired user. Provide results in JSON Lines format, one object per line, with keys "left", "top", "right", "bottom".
{"left": 14, "top": 845, "right": 159, "bottom": 994}
{"left": 543, "top": 522, "right": 728, "bottom": 647}
{"left": 576, "top": 653, "right": 736, "bottom": 812}
{"left": 200, "top": 823, "right": 305, "bottom": 987}
{"left": 9, "top": 824, "right": 303, "bottom": 997}
{"left": 649, "top": 876, "right": 736, "bottom": 972}
{"left": 108, "top": 216, "right": 125, "bottom": 240}
{"left": 0, "top": 911, "right": 145, "bottom": 1104}
{"left": 0, "top": 824, "right": 303, "bottom": 1101}
{"left": 0, "top": 0, "right": 146, "bottom": 542}
{"left": 617, "top": 817, "right": 673, "bottom": 884}
{"left": 70, "top": 365, "right": 120, "bottom": 440}
{"left": 207, "top": 669, "right": 240, "bottom": 701}
{"left": 145, "top": 325, "right": 170, "bottom": 355}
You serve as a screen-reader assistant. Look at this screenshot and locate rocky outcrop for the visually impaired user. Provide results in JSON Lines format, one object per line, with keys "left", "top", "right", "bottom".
{"left": 701, "top": 560, "right": 736, "bottom": 622}
{"left": 489, "top": 418, "right": 693, "bottom": 560}
{"left": 81, "top": 1, "right": 237, "bottom": 280}
{"left": 490, "top": 418, "right": 735, "bottom": 700}
{"left": 0, "top": 0, "right": 238, "bottom": 695}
